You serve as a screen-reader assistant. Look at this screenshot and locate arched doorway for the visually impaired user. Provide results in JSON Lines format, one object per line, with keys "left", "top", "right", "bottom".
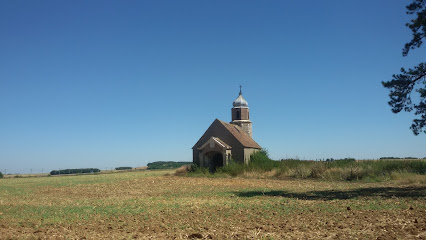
{"left": 207, "top": 152, "right": 223, "bottom": 173}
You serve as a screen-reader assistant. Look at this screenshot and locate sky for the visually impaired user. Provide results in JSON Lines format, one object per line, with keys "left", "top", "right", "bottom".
{"left": 1, "top": 0, "right": 425, "bottom": 174}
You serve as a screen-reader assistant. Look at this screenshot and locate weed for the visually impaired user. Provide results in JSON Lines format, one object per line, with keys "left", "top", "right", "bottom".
{"left": 191, "top": 151, "right": 426, "bottom": 182}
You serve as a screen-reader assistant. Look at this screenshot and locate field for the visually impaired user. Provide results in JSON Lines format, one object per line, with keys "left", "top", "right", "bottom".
{"left": 0, "top": 170, "right": 425, "bottom": 239}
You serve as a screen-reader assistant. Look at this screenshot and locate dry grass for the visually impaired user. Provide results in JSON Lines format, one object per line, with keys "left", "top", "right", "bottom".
{"left": 390, "top": 171, "right": 426, "bottom": 184}
{"left": 174, "top": 165, "right": 192, "bottom": 176}
{"left": 2, "top": 173, "right": 50, "bottom": 178}
{"left": 0, "top": 170, "right": 425, "bottom": 239}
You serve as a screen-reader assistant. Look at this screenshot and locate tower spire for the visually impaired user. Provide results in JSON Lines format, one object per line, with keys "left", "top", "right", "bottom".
{"left": 239, "top": 85, "right": 242, "bottom": 95}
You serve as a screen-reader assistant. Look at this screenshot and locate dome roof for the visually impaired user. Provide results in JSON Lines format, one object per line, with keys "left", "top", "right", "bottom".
{"left": 233, "top": 92, "right": 248, "bottom": 108}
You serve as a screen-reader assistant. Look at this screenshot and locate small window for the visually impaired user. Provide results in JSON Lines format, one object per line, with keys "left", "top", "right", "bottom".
{"left": 236, "top": 111, "right": 240, "bottom": 119}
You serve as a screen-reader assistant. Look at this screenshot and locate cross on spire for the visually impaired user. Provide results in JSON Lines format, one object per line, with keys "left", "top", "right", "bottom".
{"left": 239, "top": 85, "right": 242, "bottom": 95}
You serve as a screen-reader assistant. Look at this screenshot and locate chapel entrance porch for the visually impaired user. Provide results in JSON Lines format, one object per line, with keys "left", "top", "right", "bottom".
{"left": 205, "top": 151, "right": 224, "bottom": 173}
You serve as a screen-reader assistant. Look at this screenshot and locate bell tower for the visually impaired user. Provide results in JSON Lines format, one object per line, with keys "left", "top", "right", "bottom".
{"left": 231, "top": 86, "right": 253, "bottom": 138}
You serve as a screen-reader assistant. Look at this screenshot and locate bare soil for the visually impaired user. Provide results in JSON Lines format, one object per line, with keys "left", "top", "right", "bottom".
{"left": 0, "top": 171, "right": 425, "bottom": 239}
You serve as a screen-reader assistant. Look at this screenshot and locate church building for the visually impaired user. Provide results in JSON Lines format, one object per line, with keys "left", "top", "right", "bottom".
{"left": 192, "top": 88, "right": 261, "bottom": 172}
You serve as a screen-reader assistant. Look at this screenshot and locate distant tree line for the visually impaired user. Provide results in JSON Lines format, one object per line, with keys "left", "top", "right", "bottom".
{"left": 115, "top": 167, "right": 132, "bottom": 170}
{"left": 50, "top": 168, "right": 100, "bottom": 175}
{"left": 323, "top": 158, "right": 356, "bottom": 162}
{"left": 147, "top": 161, "right": 192, "bottom": 170}
{"left": 379, "top": 157, "right": 424, "bottom": 160}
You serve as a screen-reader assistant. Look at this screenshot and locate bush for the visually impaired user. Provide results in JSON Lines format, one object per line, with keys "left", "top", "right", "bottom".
{"left": 217, "top": 159, "right": 245, "bottom": 176}
{"left": 188, "top": 164, "right": 210, "bottom": 176}
{"left": 247, "top": 149, "right": 279, "bottom": 172}
{"left": 0, "top": 171, "right": 3, "bottom": 178}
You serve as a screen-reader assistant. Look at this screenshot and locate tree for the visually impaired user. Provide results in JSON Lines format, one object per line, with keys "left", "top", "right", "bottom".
{"left": 382, "top": 0, "right": 426, "bottom": 135}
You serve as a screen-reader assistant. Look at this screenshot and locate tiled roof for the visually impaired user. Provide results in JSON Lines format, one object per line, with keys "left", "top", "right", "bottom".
{"left": 217, "top": 119, "right": 261, "bottom": 149}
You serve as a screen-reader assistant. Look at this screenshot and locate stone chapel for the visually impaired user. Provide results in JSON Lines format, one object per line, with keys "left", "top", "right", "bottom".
{"left": 192, "top": 88, "right": 261, "bottom": 172}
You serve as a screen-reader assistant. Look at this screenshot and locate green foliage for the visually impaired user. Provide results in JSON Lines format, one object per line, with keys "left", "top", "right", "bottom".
{"left": 188, "top": 164, "right": 220, "bottom": 177}
{"left": 325, "top": 158, "right": 356, "bottom": 168}
{"left": 382, "top": 63, "right": 426, "bottom": 134}
{"left": 115, "top": 167, "right": 132, "bottom": 170}
{"left": 181, "top": 147, "right": 425, "bottom": 182}
{"left": 403, "top": 0, "right": 426, "bottom": 56}
{"left": 0, "top": 171, "right": 3, "bottom": 178}
{"left": 147, "top": 161, "right": 192, "bottom": 170}
{"left": 383, "top": 0, "right": 426, "bottom": 135}
{"left": 187, "top": 149, "right": 426, "bottom": 182}
{"left": 217, "top": 159, "right": 245, "bottom": 177}
{"left": 248, "top": 149, "right": 279, "bottom": 171}
{"left": 50, "top": 168, "right": 100, "bottom": 175}
{"left": 218, "top": 150, "right": 279, "bottom": 176}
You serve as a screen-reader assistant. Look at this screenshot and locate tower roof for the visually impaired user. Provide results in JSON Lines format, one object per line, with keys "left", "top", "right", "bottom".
{"left": 232, "top": 87, "right": 248, "bottom": 108}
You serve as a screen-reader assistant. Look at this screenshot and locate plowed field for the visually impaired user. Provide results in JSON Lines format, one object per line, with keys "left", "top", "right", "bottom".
{"left": 0, "top": 171, "right": 425, "bottom": 239}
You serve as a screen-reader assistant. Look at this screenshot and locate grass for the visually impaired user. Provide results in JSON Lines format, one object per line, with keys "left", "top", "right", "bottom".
{"left": 188, "top": 150, "right": 426, "bottom": 182}
{"left": 0, "top": 170, "right": 425, "bottom": 239}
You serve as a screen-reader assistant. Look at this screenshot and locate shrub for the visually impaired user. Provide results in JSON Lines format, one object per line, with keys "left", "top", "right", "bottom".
{"left": 247, "top": 149, "right": 279, "bottom": 172}
{"left": 188, "top": 164, "right": 209, "bottom": 175}
{"left": 0, "top": 172, "right": 3, "bottom": 178}
{"left": 217, "top": 159, "right": 245, "bottom": 176}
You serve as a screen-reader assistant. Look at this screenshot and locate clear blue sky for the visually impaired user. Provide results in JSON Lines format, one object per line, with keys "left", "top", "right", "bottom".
{"left": 1, "top": 1, "right": 425, "bottom": 174}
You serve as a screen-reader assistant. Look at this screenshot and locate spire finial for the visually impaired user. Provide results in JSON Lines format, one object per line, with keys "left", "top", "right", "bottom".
{"left": 239, "top": 85, "right": 242, "bottom": 95}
